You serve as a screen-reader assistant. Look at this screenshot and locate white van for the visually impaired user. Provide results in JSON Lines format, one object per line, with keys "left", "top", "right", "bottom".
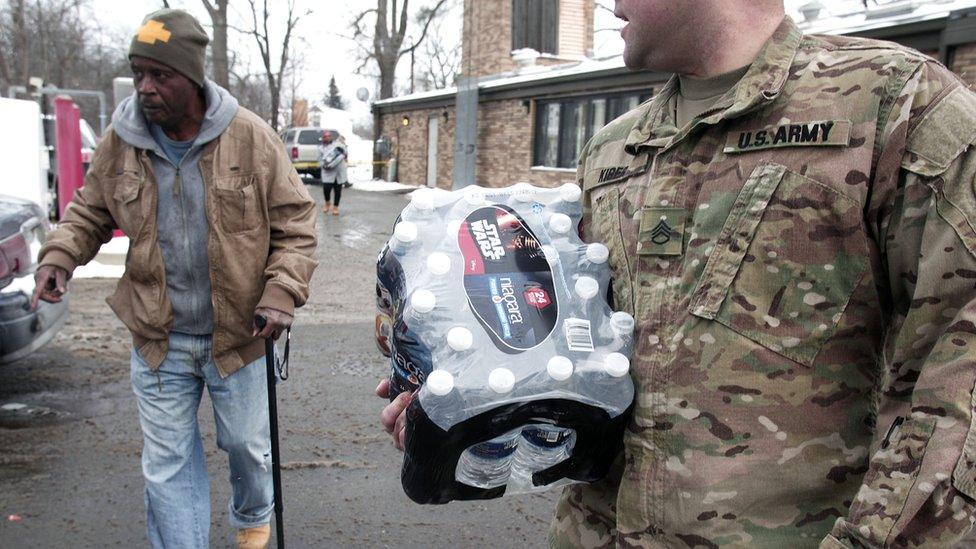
{"left": 280, "top": 126, "right": 323, "bottom": 177}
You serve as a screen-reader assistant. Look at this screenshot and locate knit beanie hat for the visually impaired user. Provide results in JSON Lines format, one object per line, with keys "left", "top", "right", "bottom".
{"left": 129, "top": 9, "right": 209, "bottom": 87}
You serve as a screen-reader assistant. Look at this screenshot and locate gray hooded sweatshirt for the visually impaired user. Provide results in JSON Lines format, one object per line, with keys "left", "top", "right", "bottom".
{"left": 111, "top": 80, "right": 239, "bottom": 335}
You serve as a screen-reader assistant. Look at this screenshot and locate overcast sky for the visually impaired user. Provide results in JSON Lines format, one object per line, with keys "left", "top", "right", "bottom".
{"left": 90, "top": 0, "right": 915, "bottom": 120}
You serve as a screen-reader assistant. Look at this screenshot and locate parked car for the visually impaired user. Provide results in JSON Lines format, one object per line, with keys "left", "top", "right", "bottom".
{"left": 280, "top": 126, "right": 323, "bottom": 178}
{"left": 0, "top": 195, "right": 68, "bottom": 363}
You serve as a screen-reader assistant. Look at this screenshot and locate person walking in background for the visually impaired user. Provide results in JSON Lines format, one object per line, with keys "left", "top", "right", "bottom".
{"left": 319, "top": 129, "right": 348, "bottom": 216}
{"left": 31, "top": 8, "right": 318, "bottom": 549}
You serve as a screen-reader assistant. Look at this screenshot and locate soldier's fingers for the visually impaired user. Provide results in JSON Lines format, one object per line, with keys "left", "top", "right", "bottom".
{"left": 381, "top": 391, "right": 411, "bottom": 433}
{"left": 375, "top": 378, "right": 390, "bottom": 398}
{"left": 393, "top": 410, "right": 408, "bottom": 452}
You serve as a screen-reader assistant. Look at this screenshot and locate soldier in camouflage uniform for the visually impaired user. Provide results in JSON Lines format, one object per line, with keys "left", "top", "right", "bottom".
{"left": 548, "top": 2, "right": 976, "bottom": 548}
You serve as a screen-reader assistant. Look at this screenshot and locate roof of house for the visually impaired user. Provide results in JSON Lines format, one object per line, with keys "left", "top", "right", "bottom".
{"left": 373, "top": 0, "right": 976, "bottom": 113}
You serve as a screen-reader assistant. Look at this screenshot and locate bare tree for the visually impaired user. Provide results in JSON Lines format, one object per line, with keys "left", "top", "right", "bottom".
{"left": 228, "top": 53, "right": 272, "bottom": 121}
{"left": 0, "top": 0, "right": 129, "bottom": 128}
{"left": 200, "top": 0, "right": 230, "bottom": 88}
{"left": 244, "top": 0, "right": 305, "bottom": 131}
{"left": 416, "top": 16, "right": 459, "bottom": 91}
{"left": 351, "top": 0, "right": 449, "bottom": 99}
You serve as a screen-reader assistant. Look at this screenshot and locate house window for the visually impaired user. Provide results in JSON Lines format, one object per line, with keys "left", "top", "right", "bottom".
{"left": 533, "top": 91, "right": 651, "bottom": 169}
{"left": 512, "top": 0, "right": 559, "bottom": 54}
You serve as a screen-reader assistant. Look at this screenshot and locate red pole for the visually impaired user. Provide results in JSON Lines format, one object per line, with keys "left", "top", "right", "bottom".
{"left": 53, "top": 96, "right": 83, "bottom": 219}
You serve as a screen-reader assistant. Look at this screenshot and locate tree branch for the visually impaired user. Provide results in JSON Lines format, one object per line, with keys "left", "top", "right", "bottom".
{"left": 399, "top": 0, "right": 448, "bottom": 57}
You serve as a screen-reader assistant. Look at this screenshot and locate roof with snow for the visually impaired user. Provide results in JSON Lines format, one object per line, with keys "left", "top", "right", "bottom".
{"left": 374, "top": 0, "right": 976, "bottom": 113}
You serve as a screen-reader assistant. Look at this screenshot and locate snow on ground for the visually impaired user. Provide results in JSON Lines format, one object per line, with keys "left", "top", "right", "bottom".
{"left": 351, "top": 179, "right": 418, "bottom": 193}
{"left": 72, "top": 236, "right": 127, "bottom": 279}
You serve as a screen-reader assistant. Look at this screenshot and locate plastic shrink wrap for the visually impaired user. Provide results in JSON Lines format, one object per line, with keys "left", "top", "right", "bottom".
{"left": 375, "top": 183, "right": 635, "bottom": 503}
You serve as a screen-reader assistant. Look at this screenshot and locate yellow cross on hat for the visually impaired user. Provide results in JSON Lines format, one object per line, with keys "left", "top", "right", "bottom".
{"left": 136, "top": 20, "right": 171, "bottom": 44}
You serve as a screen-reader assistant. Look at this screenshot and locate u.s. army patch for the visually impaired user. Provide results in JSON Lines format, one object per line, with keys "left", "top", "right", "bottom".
{"left": 724, "top": 120, "right": 851, "bottom": 154}
{"left": 638, "top": 207, "right": 685, "bottom": 256}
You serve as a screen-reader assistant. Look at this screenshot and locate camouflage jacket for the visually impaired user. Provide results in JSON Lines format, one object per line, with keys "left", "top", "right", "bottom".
{"left": 549, "top": 16, "right": 976, "bottom": 548}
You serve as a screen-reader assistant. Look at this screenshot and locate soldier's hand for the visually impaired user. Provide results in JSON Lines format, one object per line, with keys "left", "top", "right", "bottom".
{"left": 31, "top": 265, "right": 69, "bottom": 309}
{"left": 376, "top": 378, "right": 413, "bottom": 452}
{"left": 252, "top": 307, "right": 293, "bottom": 340}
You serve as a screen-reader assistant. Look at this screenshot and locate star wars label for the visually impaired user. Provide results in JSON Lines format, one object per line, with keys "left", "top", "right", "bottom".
{"left": 458, "top": 205, "right": 558, "bottom": 354}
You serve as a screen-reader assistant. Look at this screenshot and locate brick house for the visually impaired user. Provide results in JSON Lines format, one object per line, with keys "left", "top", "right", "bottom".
{"left": 373, "top": 0, "right": 976, "bottom": 190}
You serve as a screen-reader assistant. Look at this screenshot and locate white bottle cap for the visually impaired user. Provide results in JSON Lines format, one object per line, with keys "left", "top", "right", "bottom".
{"left": 513, "top": 182, "right": 535, "bottom": 202}
{"left": 393, "top": 221, "right": 418, "bottom": 243}
{"left": 411, "top": 188, "right": 435, "bottom": 212}
{"left": 559, "top": 183, "right": 582, "bottom": 203}
{"left": 411, "top": 289, "right": 436, "bottom": 314}
{"left": 610, "top": 312, "right": 635, "bottom": 336}
{"left": 488, "top": 368, "right": 516, "bottom": 393}
{"left": 427, "top": 370, "right": 455, "bottom": 396}
{"left": 585, "top": 243, "right": 610, "bottom": 264}
{"left": 447, "top": 327, "right": 473, "bottom": 352}
{"left": 427, "top": 253, "right": 451, "bottom": 276}
{"left": 547, "top": 356, "right": 574, "bottom": 381}
{"left": 549, "top": 213, "right": 573, "bottom": 234}
{"left": 575, "top": 276, "right": 599, "bottom": 300}
{"left": 604, "top": 353, "right": 630, "bottom": 377}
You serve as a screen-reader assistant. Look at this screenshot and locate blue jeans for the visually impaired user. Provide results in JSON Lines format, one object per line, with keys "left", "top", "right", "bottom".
{"left": 130, "top": 333, "right": 274, "bottom": 548}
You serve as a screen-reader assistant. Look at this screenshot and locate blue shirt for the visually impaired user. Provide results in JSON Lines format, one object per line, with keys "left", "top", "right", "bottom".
{"left": 150, "top": 124, "right": 194, "bottom": 166}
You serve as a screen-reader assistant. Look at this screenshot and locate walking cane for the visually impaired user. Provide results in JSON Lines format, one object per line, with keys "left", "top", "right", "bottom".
{"left": 256, "top": 315, "right": 289, "bottom": 549}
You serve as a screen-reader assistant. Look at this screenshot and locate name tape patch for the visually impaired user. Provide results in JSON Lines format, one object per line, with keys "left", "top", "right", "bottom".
{"left": 725, "top": 120, "right": 852, "bottom": 154}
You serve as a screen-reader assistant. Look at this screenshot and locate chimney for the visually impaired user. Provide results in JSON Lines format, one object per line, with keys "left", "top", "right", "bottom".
{"left": 799, "top": 0, "right": 825, "bottom": 22}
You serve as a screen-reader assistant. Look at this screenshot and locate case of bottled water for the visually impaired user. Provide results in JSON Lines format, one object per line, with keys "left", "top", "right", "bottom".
{"left": 375, "top": 183, "right": 635, "bottom": 503}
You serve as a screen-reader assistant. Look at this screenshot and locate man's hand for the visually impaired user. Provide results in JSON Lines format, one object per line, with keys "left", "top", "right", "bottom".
{"left": 31, "top": 265, "right": 69, "bottom": 310}
{"left": 252, "top": 307, "right": 293, "bottom": 340}
{"left": 376, "top": 378, "right": 413, "bottom": 451}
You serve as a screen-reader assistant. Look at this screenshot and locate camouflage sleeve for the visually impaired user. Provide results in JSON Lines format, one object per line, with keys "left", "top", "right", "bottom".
{"left": 825, "top": 61, "right": 976, "bottom": 547}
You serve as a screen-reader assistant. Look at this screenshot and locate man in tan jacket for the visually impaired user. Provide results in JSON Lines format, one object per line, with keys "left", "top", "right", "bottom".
{"left": 31, "top": 9, "right": 317, "bottom": 549}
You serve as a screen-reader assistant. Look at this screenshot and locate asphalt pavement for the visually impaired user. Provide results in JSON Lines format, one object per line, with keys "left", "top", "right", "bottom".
{"left": 0, "top": 185, "right": 559, "bottom": 548}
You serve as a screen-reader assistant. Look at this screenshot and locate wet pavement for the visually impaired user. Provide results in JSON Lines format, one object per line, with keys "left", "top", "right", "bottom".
{"left": 0, "top": 185, "right": 559, "bottom": 548}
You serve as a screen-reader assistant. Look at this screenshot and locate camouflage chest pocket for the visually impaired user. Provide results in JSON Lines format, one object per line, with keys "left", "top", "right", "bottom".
{"left": 110, "top": 172, "right": 149, "bottom": 239}
{"left": 689, "top": 162, "right": 870, "bottom": 367}
{"left": 584, "top": 160, "right": 650, "bottom": 316}
{"left": 214, "top": 174, "right": 263, "bottom": 234}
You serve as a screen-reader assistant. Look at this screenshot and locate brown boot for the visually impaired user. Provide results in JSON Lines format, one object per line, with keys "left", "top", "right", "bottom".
{"left": 235, "top": 524, "right": 270, "bottom": 549}
{"left": 332, "top": 205, "right": 340, "bottom": 216}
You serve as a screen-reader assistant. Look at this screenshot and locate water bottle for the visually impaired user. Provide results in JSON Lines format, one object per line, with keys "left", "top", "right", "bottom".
{"left": 583, "top": 243, "right": 610, "bottom": 269}
{"left": 446, "top": 326, "right": 473, "bottom": 353}
{"left": 455, "top": 368, "right": 519, "bottom": 489}
{"left": 603, "top": 352, "right": 631, "bottom": 378}
{"left": 510, "top": 356, "right": 576, "bottom": 488}
{"left": 609, "top": 311, "right": 635, "bottom": 351}
{"left": 376, "top": 220, "right": 412, "bottom": 357}
{"left": 391, "top": 221, "right": 419, "bottom": 254}
{"left": 557, "top": 183, "right": 582, "bottom": 204}
{"left": 389, "top": 289, "right": 438, "bottom": 399}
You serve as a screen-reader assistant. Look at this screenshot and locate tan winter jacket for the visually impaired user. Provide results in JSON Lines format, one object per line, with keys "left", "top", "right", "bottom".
{"left": 39, "top": 108, "right": 318, "bottom": 377}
